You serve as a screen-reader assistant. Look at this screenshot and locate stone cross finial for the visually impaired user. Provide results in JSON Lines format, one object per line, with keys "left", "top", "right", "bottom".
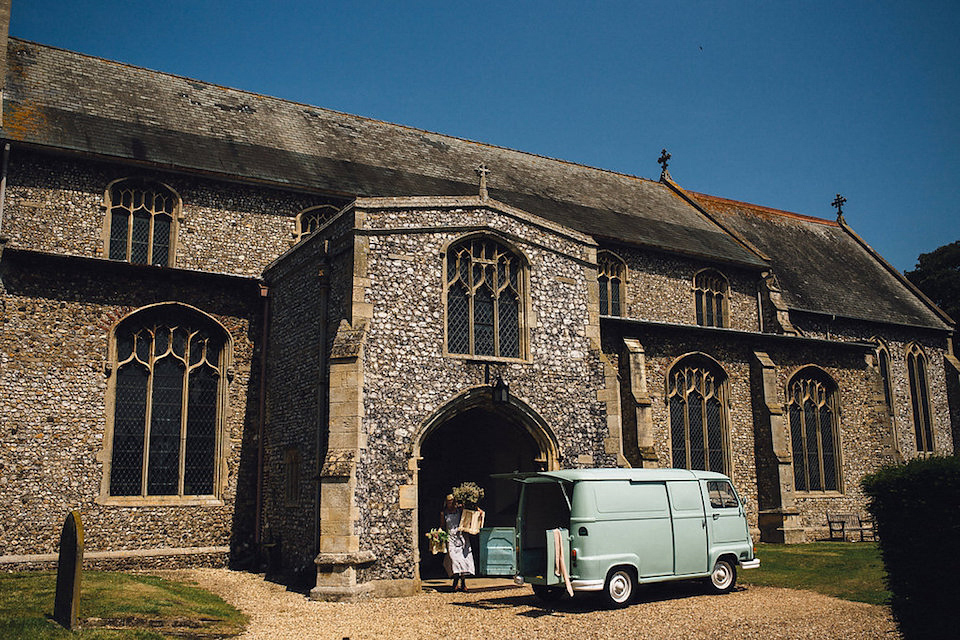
{"left": 658, "top": 149, "right": 671, "bottom": 181}
{"left": 831, "top": 193, "right": 847, "bottom": 222}
{"left": 476, "top": 163, "right": 490, "bottom": 200}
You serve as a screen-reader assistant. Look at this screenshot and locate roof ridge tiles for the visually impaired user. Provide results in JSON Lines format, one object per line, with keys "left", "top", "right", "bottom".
{"left": 7, "top": 37, "right": 663, "bottom": 188}
{"left": 690, "top": 191, "right": 839, "bottom": 226}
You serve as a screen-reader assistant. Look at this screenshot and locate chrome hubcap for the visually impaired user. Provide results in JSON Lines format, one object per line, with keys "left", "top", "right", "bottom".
{"left": 610, "top": 573, "right": 631, "bottom": 602}
{"left": 712, "top": 563, "right": 731, "bottom": 588}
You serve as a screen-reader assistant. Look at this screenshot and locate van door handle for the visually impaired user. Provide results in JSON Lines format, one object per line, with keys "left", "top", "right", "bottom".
{"left": 712, "top": 514, "right": 720, "bottom": 520}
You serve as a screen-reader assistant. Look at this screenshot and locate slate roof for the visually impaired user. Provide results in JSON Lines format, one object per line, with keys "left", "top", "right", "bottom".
{"left": 0, "top": 38, "right": 765, "bottom": 269}
{"left": 1, "top": 39, "right": 948, "bottom": 331}
{"left": 690, "top": 193, "right": 951, "bottom": 330}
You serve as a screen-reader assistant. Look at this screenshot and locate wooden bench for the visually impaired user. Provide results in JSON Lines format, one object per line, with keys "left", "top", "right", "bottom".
{"left": 826, "top": 511, "right": 876, "bottom": 541}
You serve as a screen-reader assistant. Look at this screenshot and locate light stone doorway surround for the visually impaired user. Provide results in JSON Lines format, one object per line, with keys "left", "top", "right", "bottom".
{"left": 410, "top": 387, "right": 560, "bottom": 581}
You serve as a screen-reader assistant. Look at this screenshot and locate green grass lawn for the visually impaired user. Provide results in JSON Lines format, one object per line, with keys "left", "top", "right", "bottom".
{"left": 739, "top": 542, "right": 890, "bottom": 605}
{"left": 0, "top": 571, "right": 247, "bottom": 639}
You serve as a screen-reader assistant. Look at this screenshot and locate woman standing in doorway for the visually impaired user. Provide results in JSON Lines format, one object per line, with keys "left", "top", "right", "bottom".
{"left": 442, "top": 494, "right": 475, "bottom": 591}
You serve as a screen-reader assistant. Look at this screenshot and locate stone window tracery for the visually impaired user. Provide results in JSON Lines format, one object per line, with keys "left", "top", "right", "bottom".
{"left": 693, "top": 269, "right": 729, "bottom": 328}
{"left": 105, "top": 304, "right": 229, "bottom": 501}
{"left": 445, "top": 236, "right": 525, "bottom": 359}
{"left": 597, "top": 250, "right": 626, "bottom": 317}
{"left": 906, "top": 343, "right": 934, "bottom": 453}
{"left": 296, "top": 205, "right": 340, "bottom": 241}
{"left": 104, "top": 179, "right": 179, "bottom": 266}
{"left": 668, "top": 355, "right": 729, "bottom": 474}
{"left": 875, "top": 342, "right": 894, "bottom": 412}
{"left": 788, "top": 368, "right": 841, "bottom": 492}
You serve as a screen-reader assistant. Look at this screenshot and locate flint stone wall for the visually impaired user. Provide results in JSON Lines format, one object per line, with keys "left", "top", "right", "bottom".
{"left": 3, "top": 150, "right": 341, "bottom": 277}
{"left": 261, "top": 208, "right": 356, "bottom": 579}
{"left": 791, "top": 313, "right": 955, "bottom": 460}
{"left": 0, "top": 251, "right": 259, "bottom": 559}
{"left": 353, "top": 204, "right": 609, "bottom": 581}
{"left": 615, "top": 248, "right": 761, "bottom": 331}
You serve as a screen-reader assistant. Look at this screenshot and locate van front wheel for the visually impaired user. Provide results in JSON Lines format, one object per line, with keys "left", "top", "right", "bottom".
{"left": 603, "top": 568, "right": 635, "bottom": 608}
{"left": 707, "top": 558, "right": 737, "bottom": 593}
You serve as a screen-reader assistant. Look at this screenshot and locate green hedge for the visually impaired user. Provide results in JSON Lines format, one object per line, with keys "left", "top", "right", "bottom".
{"left": 862, "top": 456, "right": 960, "bottom": 639}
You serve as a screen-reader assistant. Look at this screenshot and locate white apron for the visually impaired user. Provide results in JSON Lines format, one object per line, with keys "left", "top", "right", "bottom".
{"left": 442, "top": 509, "right": 475, "bottom": 577}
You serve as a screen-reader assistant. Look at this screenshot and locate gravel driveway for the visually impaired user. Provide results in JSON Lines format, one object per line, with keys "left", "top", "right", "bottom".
{"left": 170, "top": 569, "right": 899, "bottom": 639}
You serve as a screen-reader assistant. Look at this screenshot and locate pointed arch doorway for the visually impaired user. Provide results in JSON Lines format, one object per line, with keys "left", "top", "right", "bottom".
{"left": 415, "top": 392, "right": 556, "bottom": 579}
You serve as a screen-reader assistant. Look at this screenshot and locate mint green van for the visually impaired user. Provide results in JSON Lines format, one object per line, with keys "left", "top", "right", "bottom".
{"left": 506, "top": 468, "right": 760, "bottom": 607}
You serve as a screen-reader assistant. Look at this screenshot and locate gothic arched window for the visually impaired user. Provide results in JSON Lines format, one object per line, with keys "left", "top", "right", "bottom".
{"left": 668, "top": 355, "right": 728, "bottom": 474}
{"left": 105, "top": 179, "right": 179, "bottom": 266}
{"left": 105, "top": 304, "right": 229, "bottom": 500}
{"left": 788, "top": 368, "right": 841, "bottom": 492}
{"left": 906, "top": 343, "right": 934, "bottom": 453}
{"left": 446, "top": 236, "right": 525, "bottom": 359}
{"left": 598, "top": 251, "right": 626, "bottom": 317}
{"left": 875, "top": 342, "right": 894, "bottom": 412}
{"left": 693, "top": 269, "right": 729, "bottom": 328}
{"left": 297, "top": 205, "right": 340, "bottom": 241}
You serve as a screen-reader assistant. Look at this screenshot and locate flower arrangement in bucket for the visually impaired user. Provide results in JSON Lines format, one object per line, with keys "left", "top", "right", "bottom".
{"left": 452, "top": 482, "right": 486, "bottom": 534}
{"left": 425, "top": 528, "right": 449, "bottom": 555}
{"left": 451, "top": 482, "right": 485, "bottom": 509}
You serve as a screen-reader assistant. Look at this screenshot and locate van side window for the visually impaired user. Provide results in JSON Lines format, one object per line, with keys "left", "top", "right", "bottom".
{"left": 707, "top": 481, "right": 739, "bottom": 509}
{"left": 595, "top": 482, "right": 668, "bottom": 513}
{"left": 669, "top": 481, "right": 704, "bottom": 512}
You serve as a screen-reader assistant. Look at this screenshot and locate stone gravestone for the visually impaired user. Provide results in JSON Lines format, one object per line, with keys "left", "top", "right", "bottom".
{"left": 53, "top": 511, "right": 84, "bottom": 630}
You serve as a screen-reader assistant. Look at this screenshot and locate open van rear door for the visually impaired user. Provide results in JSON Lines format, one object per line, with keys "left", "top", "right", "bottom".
{"left": 495, "top": 473, "right": 573, "bottom": 585}
{"left": 544, "top": 528, "right": 571, "bottom": 587}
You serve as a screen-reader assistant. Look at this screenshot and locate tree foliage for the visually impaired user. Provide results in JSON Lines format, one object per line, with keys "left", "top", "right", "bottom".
{"left": 904, "top": 240, "right": 960, "bottom": 321}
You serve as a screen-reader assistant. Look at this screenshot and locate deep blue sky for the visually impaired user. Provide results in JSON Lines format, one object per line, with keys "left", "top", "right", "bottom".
{"left": 11, "top": 1, "right": 959, "bottom": 272}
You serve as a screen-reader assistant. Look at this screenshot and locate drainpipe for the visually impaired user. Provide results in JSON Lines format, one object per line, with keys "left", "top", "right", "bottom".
{"left": 315, "top": 252, "right": 330, "bottom": 555}
{"left": 0, "top": 143, "right": 10, "bottom": 271}
{"left": 0, "top": 142, "right": 10, "bottom": 235}
{"left": 254, "top": 283, "right": 270, "bottom": 553}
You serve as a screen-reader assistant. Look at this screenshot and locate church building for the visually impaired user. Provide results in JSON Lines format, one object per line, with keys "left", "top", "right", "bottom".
{"left": 0, "top": 9, "right": 956, "bottom": 601}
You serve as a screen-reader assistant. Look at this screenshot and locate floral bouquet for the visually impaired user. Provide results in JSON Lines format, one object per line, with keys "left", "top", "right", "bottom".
{"left": 425, "top": 528, "right": 449, "bottom": 554}
{"left": 452, "top": 482, "right": 486, "bottom": 534}
{"left": 451, "top": 482, "right": 485, "bottom": 509}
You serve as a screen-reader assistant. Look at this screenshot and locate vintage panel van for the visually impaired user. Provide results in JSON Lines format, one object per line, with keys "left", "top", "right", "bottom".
{"left": 503, "top": 468, "right": 760, "bottom": 606}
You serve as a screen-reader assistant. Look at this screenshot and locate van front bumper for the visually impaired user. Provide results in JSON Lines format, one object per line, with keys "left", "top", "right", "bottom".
{"left": 569, "top": 579, "right": 604, "bottom": 592}
{"left": 740, "top": 558, "right": 761, "bottom": 570}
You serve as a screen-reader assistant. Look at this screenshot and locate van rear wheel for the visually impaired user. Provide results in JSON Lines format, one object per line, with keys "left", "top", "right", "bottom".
{"left": 603, "top": 568, "right": 635, "bottom": 608}
{"left": 707, "top": 558, "right": 737, "bottom": 593}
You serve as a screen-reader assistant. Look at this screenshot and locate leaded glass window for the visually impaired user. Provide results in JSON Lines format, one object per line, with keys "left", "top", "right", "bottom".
{"left": 106, "top": 180, "right": 178, "bottom": 266}
{"left": 876, "top": 343, "right": 894, "bottom": 412}
{"left": 694, "top": 269, "right": 728, "bottom": 328}
{"left": 788, "top": 370, "right": 840, "bottom": 492}
{"left": 446, "top": 237, "right": 524, "bottom": 358}
{"left": 109, "top": 308, "right": 225, "bottom": 498}
{"left": 668, "top": 356, "right": 727, "bottom": 474}
{"left": 598, "top": 251, "right": 626, "bottom": 317}
{"left": 906, "top": 343, "right": 934, "bottom": 453}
